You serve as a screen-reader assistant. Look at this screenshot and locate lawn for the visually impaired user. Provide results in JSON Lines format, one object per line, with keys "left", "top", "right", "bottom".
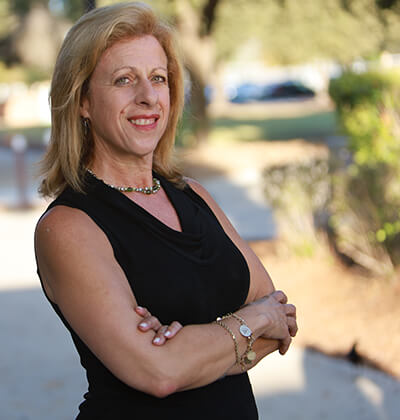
{"left": 209, "top": 110, "right": 338, "bottom": 144}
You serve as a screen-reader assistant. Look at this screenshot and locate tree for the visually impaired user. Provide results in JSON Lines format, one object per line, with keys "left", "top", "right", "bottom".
{"left": 84, "top": 0, "right": 96, "bottom": 12}
{"left": 2, "top": 0, "right": 400, "bottom": 141}
{"left": 0, "top": 1, "right": 70, "bottom": 72}
{"left": 147, "top": 0, "right": 223, "bottom": 144}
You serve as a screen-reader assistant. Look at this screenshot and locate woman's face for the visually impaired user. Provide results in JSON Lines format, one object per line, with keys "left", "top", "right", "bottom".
{"left": 81, "top": 35, "right": 170, "bottom": 163}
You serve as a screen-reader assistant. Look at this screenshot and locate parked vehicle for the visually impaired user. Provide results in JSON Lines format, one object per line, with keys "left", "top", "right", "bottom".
{"left": 229, "top": 80, "right": 315, "bottom": 103}
{"left": 261, "top": 81, "right": 315, "bottom": 100}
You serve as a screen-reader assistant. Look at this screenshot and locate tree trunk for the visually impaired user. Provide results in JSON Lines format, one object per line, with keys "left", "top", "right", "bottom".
{"left": 175, "top": 0, "right": 219, "bottom": 145}
{"left": 187, "top": 66, "right": 210, "bottom": 144}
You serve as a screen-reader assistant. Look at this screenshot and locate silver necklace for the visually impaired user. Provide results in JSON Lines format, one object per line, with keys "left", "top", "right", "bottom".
{"left": 87, "top": 169, "right": 161, "bottom": 195}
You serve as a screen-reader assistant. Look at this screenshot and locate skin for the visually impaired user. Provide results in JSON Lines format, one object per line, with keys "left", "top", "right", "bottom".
{"left": 80, "top": 35, "right": 170, "bottom": 188}
{"left": 35, "top": 35, "right": 297, "bottom": 399}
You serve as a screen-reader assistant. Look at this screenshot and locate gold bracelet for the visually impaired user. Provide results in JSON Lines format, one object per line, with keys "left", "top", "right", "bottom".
{"left": 230, "top": 313, "right": 257, "bottom": 370}
{"left": 214, "top": 318, "right": 241, "bottom": 366}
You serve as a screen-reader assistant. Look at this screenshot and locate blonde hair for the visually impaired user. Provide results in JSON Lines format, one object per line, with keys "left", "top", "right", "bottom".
{"left": 39, "top": 2, "right": 185, "bottom": 197}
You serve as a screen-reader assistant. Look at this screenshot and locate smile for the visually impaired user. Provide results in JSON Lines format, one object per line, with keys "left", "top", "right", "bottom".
{"left": 128, "top": 118, "right": 157, "bottom": 126}
{"left": 127, "top": 114, "right": 160, "bottom": 129}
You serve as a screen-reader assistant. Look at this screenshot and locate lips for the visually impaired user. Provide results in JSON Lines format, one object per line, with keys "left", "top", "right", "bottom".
{"left": 127, "top": 114, "right": 160, "bottom": 129}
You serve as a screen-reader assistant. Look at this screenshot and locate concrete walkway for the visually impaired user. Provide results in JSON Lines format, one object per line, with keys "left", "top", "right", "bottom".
{"left": 1, "top": 148, "right": 400, "bottom": 419}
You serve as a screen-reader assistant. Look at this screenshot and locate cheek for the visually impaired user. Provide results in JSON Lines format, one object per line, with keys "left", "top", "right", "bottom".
{"left": 161, "top": 90, "right": 170, "bottom": 118}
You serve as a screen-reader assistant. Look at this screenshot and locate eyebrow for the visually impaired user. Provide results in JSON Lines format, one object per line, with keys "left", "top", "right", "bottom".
{"left": 111, "top": 66, "right": 168, "bottom": 75}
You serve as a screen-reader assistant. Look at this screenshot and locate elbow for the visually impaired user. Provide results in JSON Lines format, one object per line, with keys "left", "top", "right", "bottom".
{"left": 117, "top": 355, "right": 188, "bottom": 398}
{"left": 123, "top": 373, "right": 179, "bottom": 398}
{"left": 150, "top": 378, "right": 179, "bottom": 398}
{"left": 132, "top": 366, "right": 180, "bottom": 398}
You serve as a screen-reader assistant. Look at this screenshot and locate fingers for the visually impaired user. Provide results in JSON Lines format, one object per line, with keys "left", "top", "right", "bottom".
{"left": 287, "top": 316, "right": 298, "bottom": 337}
{"left": 163, "top": 321, "right": 183, "bottom": 339}
{"left": 279, "top": 335, "right": 292, "bottom": 355}
{"left": 270, "top": 290, "right": 288, "bottom": 304}
{"left": 138, "top": 315, "right": 162, "bottom": 332}
{"left": 135, "top": 305, "right": 149, "bottom": 317}
{"left": 284, "top": 303, "right": 296, "bottom": 318}
{"left": 136, "top": 306, "right": 161, "bottom": 332}
{"left": 152, "top": 325, "right": 168, "bottom": 345}
{"left": 135, "top": 306, "right": 183, "bottom": 346}
{"left": 152, "top": 322, "right": 183, "bottom": 346}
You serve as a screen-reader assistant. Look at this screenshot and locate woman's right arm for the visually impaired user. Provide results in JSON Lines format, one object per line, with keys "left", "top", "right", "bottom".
{"left": 35, "top": 206, "right": 294, "bottom": 398}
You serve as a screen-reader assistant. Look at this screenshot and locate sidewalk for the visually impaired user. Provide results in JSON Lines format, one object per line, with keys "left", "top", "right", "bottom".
{"left": 1, "top": 149, "right": 400, "bottom": 419}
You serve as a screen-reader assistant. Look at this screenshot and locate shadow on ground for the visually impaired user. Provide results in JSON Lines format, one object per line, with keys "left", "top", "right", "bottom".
{"left": 1, "top": 286, "right": 400, "bottom": 420}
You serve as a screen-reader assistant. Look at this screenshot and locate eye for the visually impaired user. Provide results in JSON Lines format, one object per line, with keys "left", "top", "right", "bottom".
{"left": 115, "top": 76, "right": 131, "bottom": 86}
{"left": 152, "top": 75, "right": 167, "bottom": 84}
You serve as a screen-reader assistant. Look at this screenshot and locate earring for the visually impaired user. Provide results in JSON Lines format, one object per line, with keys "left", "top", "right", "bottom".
{"left": 82, "top": 118, "right": 90, "bottom": 137}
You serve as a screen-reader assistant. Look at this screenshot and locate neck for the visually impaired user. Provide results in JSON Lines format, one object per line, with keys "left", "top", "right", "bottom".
{"left": 89, "top": 158, "right": 154, "bottom": 188}
{"left": 87, "top": 168, "right": 160, "bottom": 195}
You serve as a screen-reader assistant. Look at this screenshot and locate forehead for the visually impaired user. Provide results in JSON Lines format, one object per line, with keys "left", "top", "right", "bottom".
{"left": 97, "top": 35, "right": 168, "bottom": 73}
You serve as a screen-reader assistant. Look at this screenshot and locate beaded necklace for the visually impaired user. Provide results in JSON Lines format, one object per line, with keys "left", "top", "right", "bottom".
{"left": 87, "top": 169, "right": 161, "bottom": 195}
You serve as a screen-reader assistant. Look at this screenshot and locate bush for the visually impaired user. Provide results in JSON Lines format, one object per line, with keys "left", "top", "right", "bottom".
{"left": 263, "top": 159, "right": 330, "bottom": 256}
{"left": 329, "top": 70, "right": 400, "bottom": 276}
{"left": 329, "top": 70, "right": 400, "bottom": 167}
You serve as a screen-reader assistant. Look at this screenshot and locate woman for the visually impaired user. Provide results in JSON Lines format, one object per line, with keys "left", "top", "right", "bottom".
{"left": 35, "top": 2, "right": 297, "bottom": 419}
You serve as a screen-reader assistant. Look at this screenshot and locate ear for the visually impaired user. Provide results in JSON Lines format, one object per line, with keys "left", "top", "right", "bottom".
{"left": 80, "top": 95, "right": 91, "bottom": 119}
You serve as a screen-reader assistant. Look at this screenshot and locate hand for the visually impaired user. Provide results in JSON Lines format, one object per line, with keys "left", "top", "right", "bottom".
{"left": 262, "top": 290, "right": 297, "bottom": 355}
{"left": 135, "top": 306, "right": 183, "bottom": 346}
{"left": 244, "top": 290, "right": 298, "bottom": 355}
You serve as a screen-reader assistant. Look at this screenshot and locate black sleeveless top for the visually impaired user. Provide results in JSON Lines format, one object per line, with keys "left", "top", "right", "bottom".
{"left": 37, "top": 172, "right": 258, "bottom": 419}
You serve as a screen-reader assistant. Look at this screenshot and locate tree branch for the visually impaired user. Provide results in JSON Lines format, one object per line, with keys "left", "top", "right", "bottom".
{"left": 201, "top": 0, "right": 220, "bottom": 36}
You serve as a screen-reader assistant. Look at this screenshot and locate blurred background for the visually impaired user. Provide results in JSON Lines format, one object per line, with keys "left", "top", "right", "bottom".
{"left": 1, "top": 0, "right": 400, "bottom": 419}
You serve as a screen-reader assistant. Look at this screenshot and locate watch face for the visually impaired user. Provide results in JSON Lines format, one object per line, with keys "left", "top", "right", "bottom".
{"left": 239, "top": 324, "right": 252, "bottom": 337}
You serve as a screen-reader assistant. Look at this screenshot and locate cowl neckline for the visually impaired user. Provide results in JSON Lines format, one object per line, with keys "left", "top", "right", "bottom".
{"left": 84, "top": 170, "right": 217, "bottom": 265}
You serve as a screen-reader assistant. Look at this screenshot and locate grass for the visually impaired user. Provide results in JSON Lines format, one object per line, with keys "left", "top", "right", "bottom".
{"left": 209, "top": 110, "right": 338, "bottom": 144}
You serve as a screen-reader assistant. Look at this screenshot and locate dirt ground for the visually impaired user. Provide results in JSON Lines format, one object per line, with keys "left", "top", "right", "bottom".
{"left": 249, "top": 240, "right": 400, "bottom": 379}
{"left": 181, "top": 140, "right": 400, "bottom": 380}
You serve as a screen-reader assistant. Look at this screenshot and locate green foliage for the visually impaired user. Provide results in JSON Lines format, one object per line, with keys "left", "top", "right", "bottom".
{"left": 329, "top": 164, "right": 399, "bottom": 275}
{"left": 0, "top": 61, "right": 50, "bottom": 84}
{"left": 328, "top": 70, "right": 400, "bottom": 276}
{"left": 64, "top": 0, "right": 86, "bottom": 20}
{"left": 0, "top": 0, "right": 16, "bottom": 38}
{"left": 11, "top": 0, "right": 48, "bottom": 16}
{"left": 329, "top": 70, "right": 400, "bottom": 166}
{"left": 151, "top": 0, "right": 400, "bottom": 65}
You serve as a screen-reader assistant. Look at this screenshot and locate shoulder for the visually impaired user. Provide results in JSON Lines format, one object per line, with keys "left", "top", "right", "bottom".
{"left": 36, "top": 205, "right": 98, "bottom": 239}
{"left": 184, "top": 176, "right": 237, "bottom": 239}
{"left": 35, "top": 205, "right": 111, "bottom": 260}
{"left": 184, "top": 177, "right": 219, "bottom": 211}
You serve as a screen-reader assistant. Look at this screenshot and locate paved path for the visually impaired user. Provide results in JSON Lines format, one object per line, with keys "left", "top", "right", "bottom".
{"left": 1, "top": 149, "right": 400, "bottom": 419}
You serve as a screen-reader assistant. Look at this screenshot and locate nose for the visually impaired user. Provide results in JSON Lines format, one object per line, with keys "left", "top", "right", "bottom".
{"left": 135, "top": 79, "right": 158, "bottom": 107}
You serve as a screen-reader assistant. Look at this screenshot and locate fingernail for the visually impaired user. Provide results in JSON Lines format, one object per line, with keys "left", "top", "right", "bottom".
{"left": 136, "top": 306, "right": 143, "bottom": 311}
{"left": 139, "top": 322, "right": 148, "bottom": 328}
{"left": 153, "top": 337, "right": 161, "bottom": 344}
{"left": 164, "top": 331, "right": 172, "bottom": 337}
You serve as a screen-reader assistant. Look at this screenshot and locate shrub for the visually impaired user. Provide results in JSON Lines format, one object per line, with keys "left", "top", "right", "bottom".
{"left": 263, "top": 159, "right": 330, "bottom": 256}
{"left": 329, "top": 70, "right": 400, "bottom": 276}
